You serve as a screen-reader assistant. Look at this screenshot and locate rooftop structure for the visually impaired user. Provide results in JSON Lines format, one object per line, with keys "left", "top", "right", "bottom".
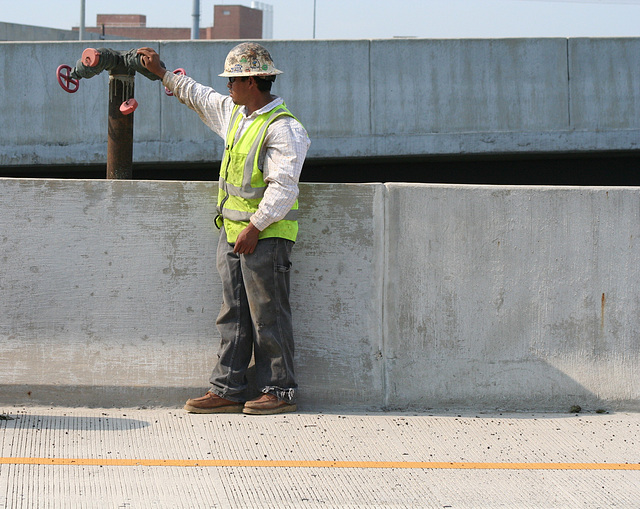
{"left": 76, "top": 6, "right": 263, "bottom": 40}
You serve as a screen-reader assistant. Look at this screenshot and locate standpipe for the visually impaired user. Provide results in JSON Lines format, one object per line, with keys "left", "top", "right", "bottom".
{"left": 56, "top": 48, "right": 184, "bottom": 179}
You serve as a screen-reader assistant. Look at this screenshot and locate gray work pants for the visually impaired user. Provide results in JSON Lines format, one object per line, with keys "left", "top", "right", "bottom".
{"left": 209, "top": 227, "right": 297, "bottom": 403}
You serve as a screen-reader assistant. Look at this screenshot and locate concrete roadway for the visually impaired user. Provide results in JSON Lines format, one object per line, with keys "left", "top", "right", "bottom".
{"left": 1, "top": 406, "right": 639, "bottom": 508}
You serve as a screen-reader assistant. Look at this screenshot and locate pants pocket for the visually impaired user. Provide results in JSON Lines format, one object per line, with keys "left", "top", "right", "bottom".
{"left": 275, "top": 262, "right": 292, "bottom": 273}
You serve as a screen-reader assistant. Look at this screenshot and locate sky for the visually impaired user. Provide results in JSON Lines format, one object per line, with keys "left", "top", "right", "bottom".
{"left": 2, "top": 0, "right": 640, "bottom": 39}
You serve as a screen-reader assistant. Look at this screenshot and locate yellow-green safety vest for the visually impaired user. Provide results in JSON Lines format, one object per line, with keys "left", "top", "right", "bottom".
{"left": 216, "top": 103, "right": 301, "bottom": 243}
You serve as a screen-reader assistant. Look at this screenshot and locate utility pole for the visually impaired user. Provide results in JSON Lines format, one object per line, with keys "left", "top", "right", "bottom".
{"left": 79, "top": 0, "right": 85, "bottom": 41}
{"left": 191, "top": 0, "right": 200, "bottom": 39}
{"left": 313, "top": 0, "right": 317, "bottom": 39}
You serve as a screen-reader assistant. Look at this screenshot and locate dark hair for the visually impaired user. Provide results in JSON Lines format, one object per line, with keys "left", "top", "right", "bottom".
{"left": 254, "top": 75, "right": 276, "bottom": 92}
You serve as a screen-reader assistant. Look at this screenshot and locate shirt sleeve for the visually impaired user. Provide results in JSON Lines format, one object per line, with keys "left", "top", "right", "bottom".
{"left": 250, "top": 118, "right": 311, "bottom": 231}
{"left": 162, "top": 72, "right": 234, "bottom": 140}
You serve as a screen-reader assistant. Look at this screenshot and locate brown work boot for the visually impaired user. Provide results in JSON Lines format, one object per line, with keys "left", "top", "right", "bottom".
{"left": 184, "top": 392, "right": 244, "bottom": 413}
{"left": 243, "top": 393, "right": 297, "bottom": 415}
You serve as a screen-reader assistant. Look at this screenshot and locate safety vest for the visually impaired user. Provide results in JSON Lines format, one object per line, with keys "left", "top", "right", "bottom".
{"left": 216, "top": 103, "right": 300, "bottom": 243}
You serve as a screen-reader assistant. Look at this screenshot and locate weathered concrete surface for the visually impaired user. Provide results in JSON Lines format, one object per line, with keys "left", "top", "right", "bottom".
{"left": 569, "top": 38, "right": 640, "bottom": 132}
{"left": 0, "top": 179, "right": 220, "bottom": 406}
{"left": 0, "top": 179, "right": 385, "bottom": 409}
{"left": 384, "top": 184, "right": 640, "bottom": 411}
{"left": 294, "top": 183, "right": 386, "bottom": 409}
{"left": 373, "top": 39, "right": 568, "bottom": 132}
{"left": 0, "top": 22, "right": 124, "bottom": 41}
{"left": 0, "top": 178, "right": 638, "bottom": 411}
{"left": 1, "top": 38, "right": 639, "bottom": 166}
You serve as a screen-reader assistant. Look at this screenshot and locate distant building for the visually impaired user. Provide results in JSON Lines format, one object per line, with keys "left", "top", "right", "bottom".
{"left": 0, "top": 4, "right": 266, "bottom": 42}
{"left": 207, "top": 5, "right": 263, "bottom": 39}
{"left": 75, "top": 6, "right": 263, "bottom": 40}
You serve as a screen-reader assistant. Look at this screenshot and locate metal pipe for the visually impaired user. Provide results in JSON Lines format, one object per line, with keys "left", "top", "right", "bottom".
{"left": 107, "top": 74, "right": 134, "bottom": 179}
{"left": 191, "top": 0, "right": 200, "bottom": 40}
{"left": 79, "top": 0, "right": 86, "bottom": 41}
{"left": 313, "top": 0, "right": 317, "bottom": 39}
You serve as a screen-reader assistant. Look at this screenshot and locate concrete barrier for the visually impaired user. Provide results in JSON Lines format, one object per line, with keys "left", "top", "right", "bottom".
{"left": 1, "top": 38, "right": 639, "bottom": 167}
{"left": 0, "top": 178, "right": 638, "bottom": 411}
{"left": 384, "top": 183, "right": 640, "bottom": 411}
{"left": 0, "top": 22, "right": 125, "bottom": 42}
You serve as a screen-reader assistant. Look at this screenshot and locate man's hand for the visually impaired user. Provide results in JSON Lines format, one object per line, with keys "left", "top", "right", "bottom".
{"left": 136, "top": 48, "right": 167, "bottom": 80}
{"left": 233, "top": 222, "right": 261, "bottom": 255}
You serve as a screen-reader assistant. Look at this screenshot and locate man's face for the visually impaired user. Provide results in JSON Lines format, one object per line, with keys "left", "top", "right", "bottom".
{"left": 227, "top": 77, "right": 250, "bottom": 105}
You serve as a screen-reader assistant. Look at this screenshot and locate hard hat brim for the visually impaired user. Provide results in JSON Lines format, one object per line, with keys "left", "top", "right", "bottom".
{"left": 218, "top": 68, "right": 283, "bottom": 78}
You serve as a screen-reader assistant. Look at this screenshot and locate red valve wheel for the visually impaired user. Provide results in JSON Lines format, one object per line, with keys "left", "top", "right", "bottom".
{"left": 120, "top": 98, "right": 138, "bottom": 115}
{"left": 165, "top": 68, "right": 187, "bottom": 96}
{"left": 56, "top": 64, "right": 80, "bottom": 93}
{"left": 82, "top": 48, "right": 100, "bottom": 67}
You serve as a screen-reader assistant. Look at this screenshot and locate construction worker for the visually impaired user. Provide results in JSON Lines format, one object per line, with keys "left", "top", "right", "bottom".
{"left": 137, "top": 42, "right": 310, "bottom": 415}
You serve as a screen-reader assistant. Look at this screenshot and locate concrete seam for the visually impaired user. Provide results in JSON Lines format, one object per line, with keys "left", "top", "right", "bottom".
{"left": 159, "top": 41, "right": 165, "bottom": 153}
{"left": 368, "top": 40, "right": 373, "bottom": 136}
{"left": 381, "top": 183, "right": 389, "bottom": 408}
{"left": 566, "top": 38, "right": 571, "bottom": 129}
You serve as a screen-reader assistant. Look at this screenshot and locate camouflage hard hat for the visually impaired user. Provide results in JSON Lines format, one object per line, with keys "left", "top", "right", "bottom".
{"left": 218, "top": 42, "right": 283, "bottom": 77}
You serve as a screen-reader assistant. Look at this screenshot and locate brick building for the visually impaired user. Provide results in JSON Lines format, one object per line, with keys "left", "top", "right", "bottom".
{"left": 76, "top": 5, "right": 263, "bottom": 40}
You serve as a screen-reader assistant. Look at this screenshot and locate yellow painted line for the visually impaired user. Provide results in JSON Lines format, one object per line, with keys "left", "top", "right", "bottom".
{"left": 1, "top": 458, "right": 639, "bottom": 470}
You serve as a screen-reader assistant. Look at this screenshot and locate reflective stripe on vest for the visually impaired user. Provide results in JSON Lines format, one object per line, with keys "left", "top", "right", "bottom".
{"left": 221, "top": 207, "right": 299, "bottom": 222}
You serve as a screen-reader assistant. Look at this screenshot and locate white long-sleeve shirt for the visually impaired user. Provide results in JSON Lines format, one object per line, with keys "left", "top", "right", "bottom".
{"left": 163, "top": 72, "right": 310, "bottom": 232}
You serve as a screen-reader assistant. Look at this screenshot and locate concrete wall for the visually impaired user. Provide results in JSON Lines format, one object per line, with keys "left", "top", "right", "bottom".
{"left": 0, "top": 38, "right": 639, "bottom": 167}
{"left": 1, "top": 178, "right": 638, "bottom": 412}
{"left": 0, "top": 22, "right": 125, "bottom": 42}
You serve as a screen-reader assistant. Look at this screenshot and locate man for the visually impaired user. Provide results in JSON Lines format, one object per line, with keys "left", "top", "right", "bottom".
{"left": 137, "top": 43, "right": 310, "bottom": 415}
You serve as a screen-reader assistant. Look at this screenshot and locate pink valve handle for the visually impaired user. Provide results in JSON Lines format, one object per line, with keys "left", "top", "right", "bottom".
{"left": 56, "top": 64, "right": 80, "bottom": 93}
{"left": 119, "top": 98, "right": 138, "bottom": 115}
{"left": 165, "top": 68, "right": 186, "bottom": 96}
{"left": 82, "top": 48, "right": 100, "bottom": 67}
